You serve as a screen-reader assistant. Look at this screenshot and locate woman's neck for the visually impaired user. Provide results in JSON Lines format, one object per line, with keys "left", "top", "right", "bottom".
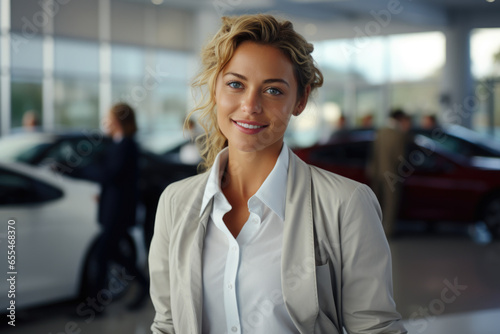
{"left": 222, "top": 143, "right": 282, "bottom": 202}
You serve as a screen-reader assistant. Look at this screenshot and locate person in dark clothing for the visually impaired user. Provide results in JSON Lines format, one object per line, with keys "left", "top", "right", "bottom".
{"left": 86, "top": 103, "right": 149, "bottom": 311}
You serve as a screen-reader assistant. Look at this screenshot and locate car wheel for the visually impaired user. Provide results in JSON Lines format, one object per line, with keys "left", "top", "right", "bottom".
{"left": 80, "top": 233, "right": 137, "bottom": 301}
{"left": 481, "top": 196, "right": 500, "bottom": 238}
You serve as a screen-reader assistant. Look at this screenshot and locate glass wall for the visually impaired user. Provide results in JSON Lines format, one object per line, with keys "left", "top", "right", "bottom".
{"left": 290, "top": 31, "right": 445, "bottom": 147}
{"left": 470, "top": 28, "right": 500, "bottom": 138}
{"left": 1, "top": 34, "right": 193, "bottom": 136}
{"left": 54, "top": 38, "right": 100, "bottom": 129}
{"left": 153, "top": 50, "right": 194, "bottom": 133}
{"left": 110, "top": 45, "right": 195, "bottom": 148}
{"left": 10, "top": 34, "right": 43, "bottom": 129}
{"left": 1, "top": 0, "right": 195, "bottom": 141}
{"left": 0, "top": 5, "right": 3, "bottom": 131}
{"left": 471, "top": 28, "right": 500, "bottom": 80}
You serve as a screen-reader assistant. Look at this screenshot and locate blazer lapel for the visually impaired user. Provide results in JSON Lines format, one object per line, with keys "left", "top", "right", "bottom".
{"left": 190, "top": 200, "right": 211, "bottom": 333}
{"left": 175, "top": 172, "right": 211, "bottom": 334}
{"left": 282, "top": 150, "right": 318, "bottom": 333}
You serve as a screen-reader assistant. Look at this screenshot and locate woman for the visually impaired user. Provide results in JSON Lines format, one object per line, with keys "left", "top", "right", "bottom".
{"left": 149, "top": 15, "right": 407, "bottom": 333}
{"left": 86, "top": 103, "right": 149, "bottom": 311}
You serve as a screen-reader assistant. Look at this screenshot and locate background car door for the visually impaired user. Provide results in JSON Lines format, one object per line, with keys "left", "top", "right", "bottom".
{"left": 0, "top": 166, "right": 99, "bottom": 308}
{"left": 401, "top": 147, "right": 487, "bottom": 223}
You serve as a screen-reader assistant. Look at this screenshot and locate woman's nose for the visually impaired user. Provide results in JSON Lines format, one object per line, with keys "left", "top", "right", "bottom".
{"left": 241, "top": 90, "right": 262, "bottom": 114}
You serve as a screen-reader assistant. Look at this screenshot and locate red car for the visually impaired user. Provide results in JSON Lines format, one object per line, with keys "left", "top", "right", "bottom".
{"left": 293, "top": 126, "right": 500, "bottom": 237}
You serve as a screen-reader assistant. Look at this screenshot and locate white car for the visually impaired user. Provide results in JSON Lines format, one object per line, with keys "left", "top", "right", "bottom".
{"left": 0, "top": 162, "right": 145, "bottom": 310}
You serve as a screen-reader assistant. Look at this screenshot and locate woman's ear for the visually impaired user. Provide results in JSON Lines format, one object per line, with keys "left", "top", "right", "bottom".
{"left": 293, "top": 85, "right": 311, "bottom": 117}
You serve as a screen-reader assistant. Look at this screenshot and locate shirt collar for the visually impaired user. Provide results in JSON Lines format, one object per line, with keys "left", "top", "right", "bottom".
{"left": 200, "top": 143, "right": 289, "bottom": 220}
{"left": 253, "top": 144, "right": 288, "bottom": 220}
{"left": 201, "top": 147, "right": 229, "bottom": 216}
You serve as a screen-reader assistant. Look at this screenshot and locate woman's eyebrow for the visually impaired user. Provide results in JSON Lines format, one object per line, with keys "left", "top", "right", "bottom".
{"left": 263, "top": 78, "right": 289, "bottom": 87}
{"left": 224, "top": 72, "right": 247, "bottom": 80}
{"left": 224, "top": 72, "right": 290, "bottom": 87}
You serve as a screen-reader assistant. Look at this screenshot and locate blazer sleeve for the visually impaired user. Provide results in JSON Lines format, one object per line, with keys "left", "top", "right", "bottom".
{"left": 340, "top": 184, "right": 407, "bottom": 334}
{"left": 149, "top": 188, "right": 176, "bottom": 334}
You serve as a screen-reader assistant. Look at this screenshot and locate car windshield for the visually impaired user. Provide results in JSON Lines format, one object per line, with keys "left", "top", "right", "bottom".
{"left": 416, "top": 126, "right": 500, "bottom": 158}
{"left": 0, "top": 135, "right": 51, "bottom": 162}
{"left": 137, "top": 131, "right": 188, "bottom": 155}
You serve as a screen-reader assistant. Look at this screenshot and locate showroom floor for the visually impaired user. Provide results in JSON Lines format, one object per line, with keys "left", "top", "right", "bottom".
{"left": 2, "top": 222, "right": 499, "bottom": 334}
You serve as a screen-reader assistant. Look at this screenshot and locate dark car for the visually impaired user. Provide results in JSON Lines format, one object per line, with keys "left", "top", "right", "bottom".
{"left": 0, "top": 131, "right": 198, "bottom": 247}
{"left": 293, "top": 126, "right": 500, "bottom": 237}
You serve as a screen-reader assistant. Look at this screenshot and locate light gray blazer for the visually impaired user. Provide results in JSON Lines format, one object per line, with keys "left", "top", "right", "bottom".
{"left": 149, "top": 149, "right": 407, "bottom": 334}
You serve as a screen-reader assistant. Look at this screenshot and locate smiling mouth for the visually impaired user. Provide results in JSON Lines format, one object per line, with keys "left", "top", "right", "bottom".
{"left": 234, "top": 121, "right": 267, "bottom": 129}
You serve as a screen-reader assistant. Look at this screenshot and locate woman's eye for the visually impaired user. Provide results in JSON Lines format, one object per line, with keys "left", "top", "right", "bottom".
{"left": 228, "top": 81, "right": 242, "bottom": 89}
{"left": 266, "top": 87, "right": 282, "bottom": 96}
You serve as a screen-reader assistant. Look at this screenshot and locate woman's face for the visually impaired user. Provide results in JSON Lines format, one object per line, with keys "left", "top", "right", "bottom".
{"left": 215, "top": 41, "right": 309, "bottom": 155}
{"left": 105, "top": 112, "right": 121, "bottom": 136}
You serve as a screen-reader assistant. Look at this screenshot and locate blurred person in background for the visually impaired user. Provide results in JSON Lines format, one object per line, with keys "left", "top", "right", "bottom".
{"left": 324, "top": 113, "right": 350, "bottom": 143}
{"left": 149, "top": 14, "right": 406, "bottom": 334}
{"left": 22, "top": 110, "right": 40, "bottom": 131}
{"left": 82, "top": 103, "right": 149, "bottom": 311}
{"left": 9, "top": 109, "right": 42, "bottom": 133}
{"left": 368, "top": 109, "right": 413, "bottom": 237}
{"left": 361, "top": 113, "right": 374, "bottom": 129}
{"left": 421, "top": 113, "right": 439, "bottom": 130}
{"left": 337, "top": 113, "right": 347, "bottom": 130}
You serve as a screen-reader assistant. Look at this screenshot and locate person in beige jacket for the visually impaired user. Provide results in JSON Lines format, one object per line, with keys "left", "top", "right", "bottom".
{"left": 368, "top": 110, "right": 413, "bottom": 237}
{"left": 149, "top": 14, "right": 407, "bottom": 334}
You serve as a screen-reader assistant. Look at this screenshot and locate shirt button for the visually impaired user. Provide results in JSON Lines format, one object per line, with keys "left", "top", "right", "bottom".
{"left": 228, "top": 283, "right": 232, "bottom": 289}
{"left": 231, "top": 246, "right": 237, "bottom": 252}
{"left": 231, "top": 326, "right": 238, "bottom": 332}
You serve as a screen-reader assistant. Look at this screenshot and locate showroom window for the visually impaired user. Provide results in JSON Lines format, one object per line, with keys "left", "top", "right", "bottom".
{"left": 0, "top": 1, "right": 194, "bottom": 139}
{"left": 151, "top": 49, "right": 194, "bottom": 134}
{"left": 290, "top": 31, "right": 445, "bottom": 147}
{"left": 10, "top": 34, "right": 43, "bottom": 129}
{"left": 388, "top": 32, "right": 444, "bottom": 119}
{"left": 470, "top": 28, "right": 500, "bottom": 139}
{"left": 54, "top": 38, "right": 100, "bottom": 130}
{"left": 111, "top": 44, "right": 193, "bottom": 138}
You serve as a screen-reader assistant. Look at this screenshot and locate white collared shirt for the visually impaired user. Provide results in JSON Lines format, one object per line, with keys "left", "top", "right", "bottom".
{"left": 200, "top": 144, "right": 298, "bottom": 334}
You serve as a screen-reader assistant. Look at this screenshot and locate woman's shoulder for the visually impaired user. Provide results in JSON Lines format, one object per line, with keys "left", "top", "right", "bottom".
{"left": 298, "top": 159, "right": 382, "bottom": 227}
{"left": 301, "top": 161, "right": 377, "bottom": 208}
{"left": 301, "top": 159, "right": 367, "bottom": 193}
{"left": 290, "top": 151, "right": 374, "bottom": 202}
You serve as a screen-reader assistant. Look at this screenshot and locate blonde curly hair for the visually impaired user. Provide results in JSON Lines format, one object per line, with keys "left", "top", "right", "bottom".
{"left": 187, "top": 14, "right": 323, "bottom": 171}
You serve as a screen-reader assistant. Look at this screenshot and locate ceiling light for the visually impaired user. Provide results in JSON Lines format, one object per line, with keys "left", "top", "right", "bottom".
{"left": 152, "top": 0, "right": 164, "bottom": 5}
